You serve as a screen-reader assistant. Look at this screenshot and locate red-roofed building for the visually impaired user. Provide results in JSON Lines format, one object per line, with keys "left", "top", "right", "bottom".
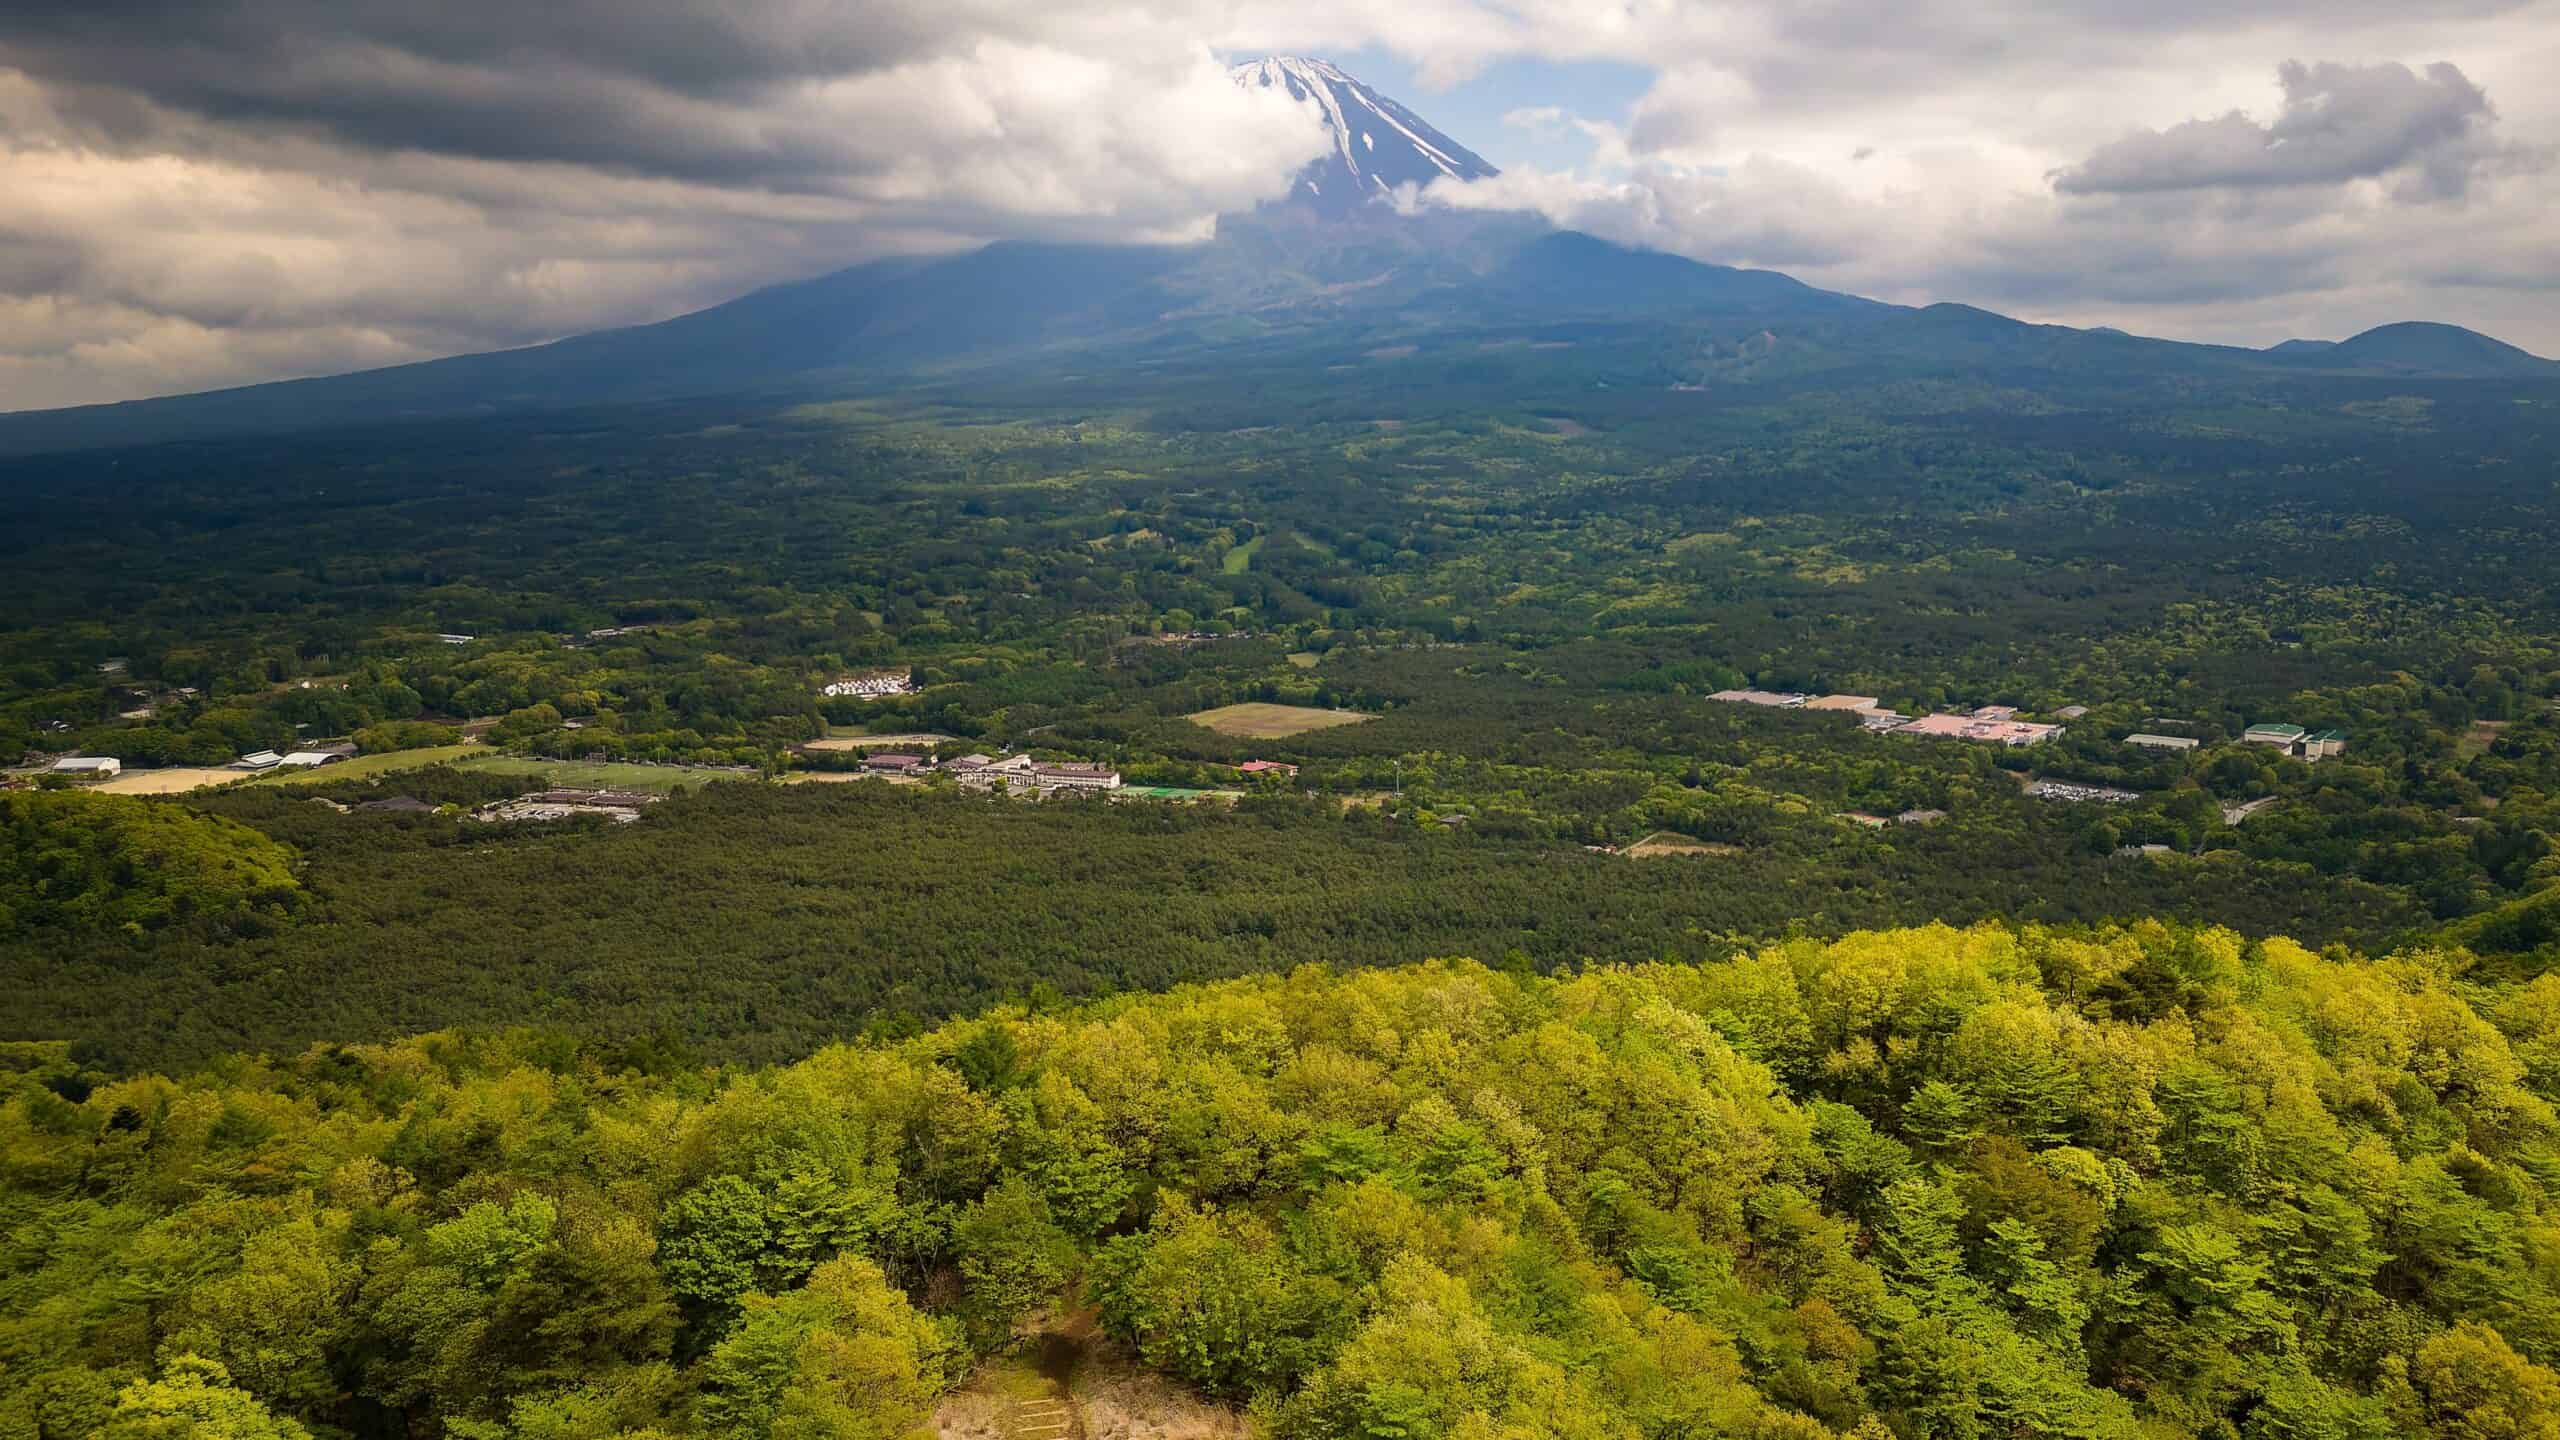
{"left": 1236, "top": 760, "right": 1299, "bottom": 778}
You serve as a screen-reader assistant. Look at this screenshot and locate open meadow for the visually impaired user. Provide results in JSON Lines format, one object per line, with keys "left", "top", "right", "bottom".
{"left": 1184, "top": 701, "right": 1375, "bottom": 738}
{"left": 246, "top": 744, "right": 479, "bottom": 785}
{"left": 440, "top": 754, "right": 752, "bottom": 794}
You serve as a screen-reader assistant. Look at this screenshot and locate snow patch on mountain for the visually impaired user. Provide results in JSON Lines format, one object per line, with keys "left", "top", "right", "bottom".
{"left": 1228, "top": 56, "right": 1497, "bottom": 216}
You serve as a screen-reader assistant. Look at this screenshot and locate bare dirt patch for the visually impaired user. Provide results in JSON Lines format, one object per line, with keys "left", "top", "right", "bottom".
{"left": 1625, "top": 831, "right": 1742, "bottom": 858}
{"left": 1079, "top": 1364, "right": 1250, "bottom": 1440}
{"left": 93, "top": 766, "right": 243, "bottom": 795}
{"left": 1186, "top": 703, "right": 1376, "bottom": 739}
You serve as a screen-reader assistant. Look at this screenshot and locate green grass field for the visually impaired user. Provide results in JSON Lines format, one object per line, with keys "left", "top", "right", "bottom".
{"left": 1220, "top": 534, "right": 1266, "bottom": 574}
{"left": 445, "top": 755, "right": 750, "bottom": 793}
{"left": 247, "top": 744, "right": 478, "bottom": 785}
{"left": 250, "top": 747, "right": 747, "bottom": 794}
{"left": 1186, "top": 702, "right": 1376, "bottom": 739}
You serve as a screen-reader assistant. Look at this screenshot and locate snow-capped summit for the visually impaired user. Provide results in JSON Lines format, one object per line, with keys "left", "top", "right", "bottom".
{"left": 1230, "top": 56, "right": 1498, "bottom": 217}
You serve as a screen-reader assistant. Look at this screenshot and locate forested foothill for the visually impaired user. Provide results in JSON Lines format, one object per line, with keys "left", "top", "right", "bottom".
{"left": 10, "top": 922, "right": 2560, "bottom": 1440}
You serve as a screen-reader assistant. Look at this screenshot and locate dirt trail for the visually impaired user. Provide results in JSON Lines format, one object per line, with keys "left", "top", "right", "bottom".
{"left": 1006, "top": 1334, "right": 1087, "bottom": 1440}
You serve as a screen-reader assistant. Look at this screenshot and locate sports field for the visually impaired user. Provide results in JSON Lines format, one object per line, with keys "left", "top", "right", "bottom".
{"left": 1185, "top": 702, "right": 1375, "bottom": 739}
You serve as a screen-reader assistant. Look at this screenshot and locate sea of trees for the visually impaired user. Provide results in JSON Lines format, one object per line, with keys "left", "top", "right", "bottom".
{"left": 0, "top": 778, "right": 2429, "bottom": 1072}
{"left": 9, "top": 920, "right": 2560, "bottom": 1439}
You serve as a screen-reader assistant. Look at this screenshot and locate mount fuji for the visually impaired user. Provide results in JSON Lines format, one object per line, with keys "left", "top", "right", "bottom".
{"left": 0, "top": 57, "right": 2550, "bottom": 454}
{"left": 1229, "top": 57, "right": 1499, "bottom": 216}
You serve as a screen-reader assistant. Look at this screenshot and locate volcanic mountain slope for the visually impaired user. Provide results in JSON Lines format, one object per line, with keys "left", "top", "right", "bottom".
{"left": 1228, "top": 56, "right": 1498, "bottom": 216}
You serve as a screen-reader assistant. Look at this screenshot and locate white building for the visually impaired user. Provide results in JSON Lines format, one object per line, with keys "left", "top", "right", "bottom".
{"left": 50, "top": 756, "right": 121, "bottom": 779}
{"left": 2125, "top": 733, "right": 2200, "bottom": 751}
{"left": 1031, "top": 762, "right": 1122, "bottom": 792}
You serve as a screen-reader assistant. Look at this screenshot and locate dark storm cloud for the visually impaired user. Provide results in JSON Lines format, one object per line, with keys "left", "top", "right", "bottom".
{"left": 2055, "top": 61, "right": 2497, "bottom": 196}
{"left": 1, "top": 1, "right": 939, "bottom": 185}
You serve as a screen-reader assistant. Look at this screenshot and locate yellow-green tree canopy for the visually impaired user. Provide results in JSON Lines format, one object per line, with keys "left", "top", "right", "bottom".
{"left": 6, "top": 921, "right": 2560, "bottom": 1440}
{"left": 0, "top": 790, "right": 301, "bottom": 936}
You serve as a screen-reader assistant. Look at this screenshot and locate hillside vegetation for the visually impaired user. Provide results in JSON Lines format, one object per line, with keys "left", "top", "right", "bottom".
{"left": 8, "top": 921, "right": 2560, "bottom": 1440}
{"left": 0, "top": 790, "right": 302, "bottom": 937}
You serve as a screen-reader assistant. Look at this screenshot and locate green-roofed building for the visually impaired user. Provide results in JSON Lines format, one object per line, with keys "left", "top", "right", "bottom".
{"left": 2243, "top": 722, "right": 2307, "bottom": 747}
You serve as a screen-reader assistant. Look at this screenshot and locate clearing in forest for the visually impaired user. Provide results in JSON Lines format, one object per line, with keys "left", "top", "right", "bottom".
{"left": 935, "top": 1327, "right": 1246, "bottom": 1440}
{"left": 1185, "top": 702, "right": 1375, "bottom": 738}
{"left": 93, "top": 766, "right": 245, "bottom": 795}
{"left": 2458, "top": 719, "right": 2507, "bottom": 759}
{"left": 443, "top": 755, "right": 747, "bottom": 794}
{"left": 804, "top": 731, "right": 960, "bottom": 750}
{"left": 1625, "top": 831, "right": 1742, "bottom": 858}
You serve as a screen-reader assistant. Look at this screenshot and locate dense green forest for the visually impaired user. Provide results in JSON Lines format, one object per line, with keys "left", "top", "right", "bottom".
{"left": 3, "top": 357, "right": 2558, "bottom": 1065}
{"left": 3, "top": 776, "right": 2434, "bottom": 1071}
{"left": 10, "top": 921, "right": 2560, "bottom": 1440}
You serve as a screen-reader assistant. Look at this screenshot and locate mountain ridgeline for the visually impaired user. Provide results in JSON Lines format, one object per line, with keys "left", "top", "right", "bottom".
{"left": 0, "top": 59, "right": 2551, "bottom": 457}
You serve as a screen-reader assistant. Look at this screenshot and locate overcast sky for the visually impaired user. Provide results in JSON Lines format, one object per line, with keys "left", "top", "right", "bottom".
{"left": 3, "top": 1, "right": 2554, "bottom": 410}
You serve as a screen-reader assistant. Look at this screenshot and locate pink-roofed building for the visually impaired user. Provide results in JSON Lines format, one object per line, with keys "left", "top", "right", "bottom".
{"left": 1236, "top": 759, "right": 1298, "bottom": 777}
{"left": 1894, "top": 714, "right": 2062, "bottom": 747}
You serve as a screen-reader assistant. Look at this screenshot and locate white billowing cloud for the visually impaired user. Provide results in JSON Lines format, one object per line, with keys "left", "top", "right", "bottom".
{"left": 1420, "top": 39, "right": 2560, "bottom": 353}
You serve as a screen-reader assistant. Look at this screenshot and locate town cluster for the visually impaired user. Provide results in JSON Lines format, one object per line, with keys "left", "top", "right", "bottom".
{"left": 1711, "top": 689, "right": 2350, "bottom": 762}
{"left": 856, "top": 751, "right": 1124, "bottom": 792}
{"left": 850, "top": 750, "right": 1299, "bottom": 799}
{"left": 473, "top": 787, "right": 660, "bottom": 824}
{"left": 1710, "top": 690, "right": 2066, "bottom": 746}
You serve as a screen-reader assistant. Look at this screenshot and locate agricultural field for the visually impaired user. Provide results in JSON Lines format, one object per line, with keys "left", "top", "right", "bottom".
{"left": 1185, "top": 701, "right": 1375, "bottom": 738}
